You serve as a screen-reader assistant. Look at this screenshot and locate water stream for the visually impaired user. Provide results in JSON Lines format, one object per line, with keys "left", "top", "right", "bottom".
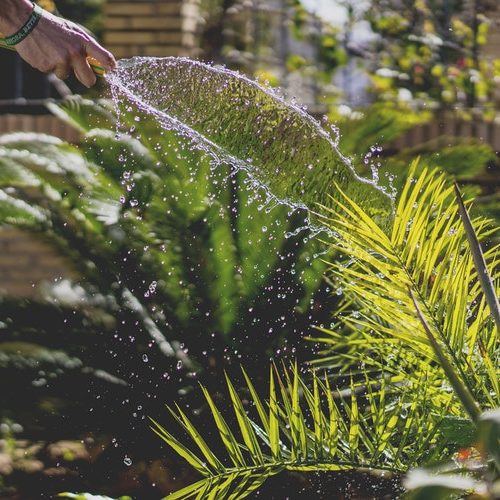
{"left": 107, "top": 57, "right": 393, "bottom": 234}
{"left": 103, "top": 58, "right": 396, "bottom": 478}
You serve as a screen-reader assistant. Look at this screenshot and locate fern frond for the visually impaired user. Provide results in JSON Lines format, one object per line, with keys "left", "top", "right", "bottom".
{"left": 0, "top": 189, "right": 46, "bottom": 226}
{"left": 46, "top": 96, "right": 116, "bottom": 133}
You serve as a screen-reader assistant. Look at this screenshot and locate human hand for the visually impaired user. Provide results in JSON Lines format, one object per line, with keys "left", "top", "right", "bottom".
{"left": 0, "top": 0, "right": 116, "bottom": 87}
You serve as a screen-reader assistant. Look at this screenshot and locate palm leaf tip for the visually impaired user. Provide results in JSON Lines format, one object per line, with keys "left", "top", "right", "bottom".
{"left": 152, "top": 364, "right": 437, "bottom": 498}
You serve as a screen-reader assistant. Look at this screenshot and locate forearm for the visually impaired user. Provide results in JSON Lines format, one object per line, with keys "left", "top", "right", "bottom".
{"left": 0, "top": 0, "right": 34, "bottom": 34}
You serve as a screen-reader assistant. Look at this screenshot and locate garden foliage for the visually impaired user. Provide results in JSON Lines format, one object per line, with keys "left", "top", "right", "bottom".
{"left": 0, "top": 94, "right": 498, "bottom": 498}
{"left": 0, "top": 97, "right": 331, "bottom": 443}
{"left": 151, "top": 166, "right": 499, "bottom": 498}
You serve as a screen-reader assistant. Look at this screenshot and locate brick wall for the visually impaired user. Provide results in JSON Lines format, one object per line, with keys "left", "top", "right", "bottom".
{"left": 103, "top": 0, "right": 201, "bottom": 59}
{"left": 0, "top": 114, "right": 81, "bottom": 143}
{"left": 0, "top": 227, "right": 77, "bottom": 298}
{"left": 0, "top": 116, "right": 81, "bottom": 298}
{"left": 385, "top": 112, "right": 500, "bottom": 154}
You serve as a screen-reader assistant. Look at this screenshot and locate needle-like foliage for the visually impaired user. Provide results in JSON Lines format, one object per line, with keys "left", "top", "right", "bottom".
{"left": 313, "top": 163, "right": 499, "bottom": 417}
{"left": 156, "top": 165, "right": 499, "bottom": 498}
{"left": 152, "top": 364, "right": 442, "bottom": 499}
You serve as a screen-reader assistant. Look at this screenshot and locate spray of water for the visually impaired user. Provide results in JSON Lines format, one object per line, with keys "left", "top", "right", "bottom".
{"left": 107, "top": 57, "right": 393, "bottom": 234}
{"left": 100, "top": 57, "right": 399, "bottom": 478}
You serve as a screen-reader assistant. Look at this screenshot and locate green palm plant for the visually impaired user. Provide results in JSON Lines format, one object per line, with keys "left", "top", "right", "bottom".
{"left": 46, "top": 97, "right": 329, "bottom": 341}
{"left": 151, "top": 363, "right": 441, "bottom": 499}
{"left": 1, "top": 92, "right": 498, "bottom": 499}
{"left": 314, "top": 163, "right": 499, "bottom": 415}
{"left": 152, "top": 164, "right": 499, "bottom": 498}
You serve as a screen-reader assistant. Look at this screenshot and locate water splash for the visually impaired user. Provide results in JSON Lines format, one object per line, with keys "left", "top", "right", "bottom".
{"left": 107, "top": 57, "right": 393, "bottom": 233}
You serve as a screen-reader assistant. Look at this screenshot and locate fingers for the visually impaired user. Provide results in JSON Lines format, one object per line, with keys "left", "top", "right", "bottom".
{"left": 52, "top": 26, "right": 116, "bottom": 87}
{"left": 71, "top": 38, "right": 116, "bottom": 87}
{"left": 71, "top": 54, "right": 96, "bottom": 88}
{"left": 85, "top": 38, "right": 116, "bottom": 72}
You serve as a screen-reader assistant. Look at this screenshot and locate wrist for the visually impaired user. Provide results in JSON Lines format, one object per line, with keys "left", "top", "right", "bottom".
{"left": 0, "top": 0, "right": 35, "bottom": 34}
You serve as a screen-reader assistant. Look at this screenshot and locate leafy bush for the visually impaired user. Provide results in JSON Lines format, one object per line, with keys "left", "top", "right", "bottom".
{"left": 330, "top": 103, "right": 500, "bottom": 227}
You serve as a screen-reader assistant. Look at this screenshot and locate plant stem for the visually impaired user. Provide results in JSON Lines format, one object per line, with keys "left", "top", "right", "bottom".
{"left": 409, "top": 288, "right": 481, "bottom": 424}
{"left": 454, "top": 183, "right": 500, "bottom": 340}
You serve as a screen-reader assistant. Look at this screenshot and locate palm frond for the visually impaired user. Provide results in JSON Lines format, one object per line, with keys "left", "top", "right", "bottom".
{"left": 46, "top": 96, "right": 116, "bottom": 133}
{"left": 313, "top": 163, "right": 499, "bottom": 414}
{"left": 0, "top": 189, "right": 46, "bottom": 226}
{"left": 152, "top": 364, "right": 441, "bottom": 499}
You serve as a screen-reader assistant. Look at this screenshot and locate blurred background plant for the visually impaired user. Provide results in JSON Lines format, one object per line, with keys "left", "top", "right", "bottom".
{"left": 0, "top": 98, "right": 336, "bottom": 496}
{"left": 367, "top": 0, "right": 500, "bottom": 111}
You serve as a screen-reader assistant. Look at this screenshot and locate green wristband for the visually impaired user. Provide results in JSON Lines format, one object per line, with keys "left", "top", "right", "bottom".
{"left": 2, "top": 2, "right": 43, "bottom": 46}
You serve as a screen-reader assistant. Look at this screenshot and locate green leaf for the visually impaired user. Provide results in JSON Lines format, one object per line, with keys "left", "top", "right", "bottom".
{"left": 348, "top": 378, "right": 360, "bottom": 458}
{"left": 200, "top": 385, "right": 247, "bottom": 468}
{"left": 46, "top": 97, "right": 115, "bottom": 133}
{"left": 0, "top": 190, "right": 46, "bottom": 226}
{"left": 225, "top": 373, "right": 264, "bottom": 465}
{"left": 149, "top": 418, "right": 211, "bottom": 476}
{"left": 477, "top": 408, "right": 500, "bottom": 468}
{"left": 455, "top": 183, "right": 500, "bottom": 339}
{"left": 439, "top": 416, "right": 475, "bottom": 449}
{"left": 169, "top": 405, "right": 225, "bottom": 473}
{"left": 242, "top": 368, "right": 269, "bottom": 435}
{"left": 269, "top": 367, "right": 280, "bottom": 460}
